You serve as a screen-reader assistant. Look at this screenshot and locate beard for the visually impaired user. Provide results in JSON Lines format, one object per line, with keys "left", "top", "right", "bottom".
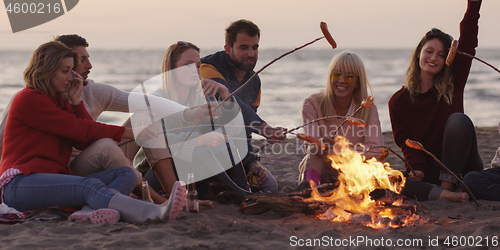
{"left": 230, "top": 51, "right": 257, "bottom": 72}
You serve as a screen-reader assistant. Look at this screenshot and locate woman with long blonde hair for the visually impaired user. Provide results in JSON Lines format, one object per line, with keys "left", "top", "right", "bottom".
{"left": 298, "top": 50, "right": 383, "bottom": 188}
{"left": 139, "top": 41, "right": 271, "bottom": 203}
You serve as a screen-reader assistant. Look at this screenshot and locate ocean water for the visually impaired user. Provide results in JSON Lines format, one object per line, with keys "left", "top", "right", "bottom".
{"left": 1, "top": 48, "right": 500, "bottom": 133}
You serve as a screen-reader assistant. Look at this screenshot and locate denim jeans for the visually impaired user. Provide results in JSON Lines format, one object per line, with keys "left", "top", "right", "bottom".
{"left": 70, "top": 138, "right": 142, "bottom": 186}
{"left": 463, "top": 168, "right": 500, "bottom": 201}
{"left": 3, "top": 167, "right": 137, "bottom": 212}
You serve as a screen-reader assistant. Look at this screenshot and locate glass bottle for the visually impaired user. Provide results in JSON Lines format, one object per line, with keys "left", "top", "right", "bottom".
{"left": 142, "top": 180, "right": 154, "bottom": 203}
{"left": 247, "top": 153, "right": 261, "bottom": 192}
{"left": 186, "top": 173, "right": 199, "bottom": 213}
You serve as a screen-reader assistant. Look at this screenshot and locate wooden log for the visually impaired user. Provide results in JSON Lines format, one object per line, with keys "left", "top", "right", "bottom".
{"left": 240, "top": 183, "right": 339, "bottom": 215}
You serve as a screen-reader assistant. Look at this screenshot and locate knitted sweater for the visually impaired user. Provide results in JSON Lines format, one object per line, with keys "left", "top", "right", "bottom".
{"left": 302, "top": 91, "right": 383, "bottom": 160}
{"left": 388, "top": 0, "right": 481, "bottom": 174}
{"left": 0, "top": 79, "right": 189, "bottom": 161}
{"left": 0, "top": 87, "right": 125, "bottom": 176}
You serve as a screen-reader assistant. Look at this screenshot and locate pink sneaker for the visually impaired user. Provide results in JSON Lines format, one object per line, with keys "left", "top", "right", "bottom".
{"left": 166, "top": 181, "right": 187, "bottom": 221}
{"left": 68, "top": 206, "right": 120, "bottom": 224}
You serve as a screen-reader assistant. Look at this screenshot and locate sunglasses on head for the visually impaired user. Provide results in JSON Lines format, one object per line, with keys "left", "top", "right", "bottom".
{"left": 172, "top": 41, "right": 189, "bottom": 54}
{"left": 427, "top": 28, "right": 454, "bottom": 43}
{"left": 330, "top": 71, "right": 356, "bottom": 84}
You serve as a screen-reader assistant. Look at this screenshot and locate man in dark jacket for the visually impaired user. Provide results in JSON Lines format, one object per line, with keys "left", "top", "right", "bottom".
{"left": 200, "top": 19, "right": 286, "bottom": 193}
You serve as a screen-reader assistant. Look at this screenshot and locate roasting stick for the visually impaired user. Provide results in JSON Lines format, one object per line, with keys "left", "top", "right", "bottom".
{"left": 369, "top": 146, "right": 416, "bottom": 176}
{"left": 213, "top": 22, "right": 336, "bottom": 112}
{"left": 446, "top": 39, "right": 500, "bottom": 74}
{"left": 405, "top": 139, "right": 479, "bottom": 206}
{"left": 205, "top": 21, "right": 338, "bottom": 155}
{"left": 331, "top": 96, "right": 373, "bottom": 138}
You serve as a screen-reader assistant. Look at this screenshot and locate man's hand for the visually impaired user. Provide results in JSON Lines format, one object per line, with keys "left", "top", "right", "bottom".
{"left": 258, "top": 123, "right": 287, "bottom": 143}
{"left": 247, "top": 161, "right": 268, "bottom": 185}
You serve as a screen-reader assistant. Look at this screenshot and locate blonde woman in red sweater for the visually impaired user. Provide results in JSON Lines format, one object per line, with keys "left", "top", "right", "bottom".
{"left": 0, "top": 41, "right": 186, "bottom": 224}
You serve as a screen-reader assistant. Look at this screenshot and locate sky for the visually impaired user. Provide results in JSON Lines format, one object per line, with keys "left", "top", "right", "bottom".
{"left": 0, "top": 0, "right": 499, "bottom": 50}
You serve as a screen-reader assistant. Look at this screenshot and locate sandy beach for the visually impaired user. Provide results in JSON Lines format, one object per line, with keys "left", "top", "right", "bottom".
{"left": 1, "top": 127, "right": 500, "bottom": 249}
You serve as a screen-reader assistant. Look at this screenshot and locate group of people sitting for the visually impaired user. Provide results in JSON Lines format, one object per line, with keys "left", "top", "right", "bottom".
{"left": 0, "top": 0, "right": 498, "bottom": 225}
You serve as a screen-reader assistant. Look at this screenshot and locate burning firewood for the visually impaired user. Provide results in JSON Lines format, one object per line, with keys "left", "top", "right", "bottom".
{"left": 243, "top": 136, "right": 427, "bottom": 229}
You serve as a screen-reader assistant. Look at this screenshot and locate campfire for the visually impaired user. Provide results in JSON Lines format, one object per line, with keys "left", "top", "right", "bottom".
{"left": 241, "top": 136, "right": 427, "bottom": 229}
{"left": 304, "top": 136, "right": 424, "bottom": 229}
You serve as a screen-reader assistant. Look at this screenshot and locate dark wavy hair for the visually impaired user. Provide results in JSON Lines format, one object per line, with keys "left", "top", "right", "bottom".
{"left": 55, "top": 34, "right": 88, "bottom": 48}
{"left": 405, "top": 28, "right": 455, "bottom": 104}
{"left": 225, "top": 19, "right": 260, "bottom": 47}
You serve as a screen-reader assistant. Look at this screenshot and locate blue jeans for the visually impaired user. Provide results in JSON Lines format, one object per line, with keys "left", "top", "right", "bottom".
{"left": 463, "top": 168, "right": 500, "bottom": 201}
{"left": 3, "top": 167, "right": 137, "bottom": 212}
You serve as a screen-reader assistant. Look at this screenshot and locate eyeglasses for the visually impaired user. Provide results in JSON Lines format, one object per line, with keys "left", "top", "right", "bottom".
{"left": 330, "top": 71, "right": 356, "bottom": 84}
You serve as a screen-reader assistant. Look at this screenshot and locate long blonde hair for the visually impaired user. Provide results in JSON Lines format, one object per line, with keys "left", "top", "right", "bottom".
{"left": 24, "top": 41, "right": 79, "bottom": 99}
{"left": 161, "top": 42, "right": 200, "bottom": 107}
{"left": 405, "top": 28, "right": 454, "bottom": 104}
{"left": 320, "top": 50, "right": 372, "bottom": 122}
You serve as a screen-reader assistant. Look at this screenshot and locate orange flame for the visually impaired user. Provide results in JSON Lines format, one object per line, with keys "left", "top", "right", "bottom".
{"left": 305, "top": 136, "right": 423, "bottom": 229}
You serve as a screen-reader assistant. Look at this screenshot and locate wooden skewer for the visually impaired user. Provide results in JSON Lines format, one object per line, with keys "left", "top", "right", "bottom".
{"left": 405, "top": 139, "right": 479, "bottom": 206}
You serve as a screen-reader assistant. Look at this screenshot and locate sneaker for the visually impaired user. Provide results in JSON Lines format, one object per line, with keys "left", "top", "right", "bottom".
{"left": 68, "top": 206, "right": 120, "bottom": 224}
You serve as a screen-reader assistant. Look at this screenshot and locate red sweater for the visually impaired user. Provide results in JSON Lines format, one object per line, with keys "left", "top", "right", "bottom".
{"left": 388, "top": 0, "right": 481, "bottom": 174}
{"left": 0, "top": 87, "right": 125, "bottom": 176}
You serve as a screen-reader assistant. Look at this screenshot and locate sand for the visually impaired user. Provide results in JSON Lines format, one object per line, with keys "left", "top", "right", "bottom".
{"left": 1, "top": 127, "right": 500, "bottom": 250}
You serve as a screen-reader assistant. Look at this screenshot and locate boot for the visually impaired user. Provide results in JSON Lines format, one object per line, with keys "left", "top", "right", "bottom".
{"left": 108, "top": 181, "right": 186, "bottom": 223}
{"left": 297, "top": 169, "right": 321, "bottom": 191}
{"left": 68, "top": 205, "right": 120, "bottom": 224}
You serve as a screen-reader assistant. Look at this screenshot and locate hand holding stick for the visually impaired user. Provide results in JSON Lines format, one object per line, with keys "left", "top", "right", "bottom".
{"left": 405, "top": 139, "right": 479, "bottom": 206}
{"left": 214, "top": 22, "right": 337, "bottom": 111}
{"left": 174, "top": 22, "right": 337, "bottom": 157}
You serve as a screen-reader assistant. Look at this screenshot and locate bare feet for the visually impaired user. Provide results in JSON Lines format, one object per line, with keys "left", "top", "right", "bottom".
{"left": 183, "top": 200, "right": 214, "bottom": 211}
{"left": 439, "top": 189, "right": 469, "bottom": 203}
{"left": 199, "top": 200, "right": 214, "bottom": 210}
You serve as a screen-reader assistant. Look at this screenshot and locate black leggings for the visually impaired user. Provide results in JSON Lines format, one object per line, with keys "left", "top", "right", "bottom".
{"left": 401, "top": 113, "right": 483, "bottom": 200}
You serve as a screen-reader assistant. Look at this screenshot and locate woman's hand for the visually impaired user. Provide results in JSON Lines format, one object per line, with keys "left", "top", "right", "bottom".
{"left": 309, "top": 135, "right": 334, "bottom": 158}
{"left": 201, "top": 78, "right": 230, "bottom": 100}
{"left": 183, "top": 103, "right": 216, "bottom": 123}
{"left": 195, "top": 131, "right": 227, "bottom": 147}
{"left": 68, "top": 70, "right": 84, "bottom": 104}
{"left": 408, "top": 170, "right": 425, "bottom": 182}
